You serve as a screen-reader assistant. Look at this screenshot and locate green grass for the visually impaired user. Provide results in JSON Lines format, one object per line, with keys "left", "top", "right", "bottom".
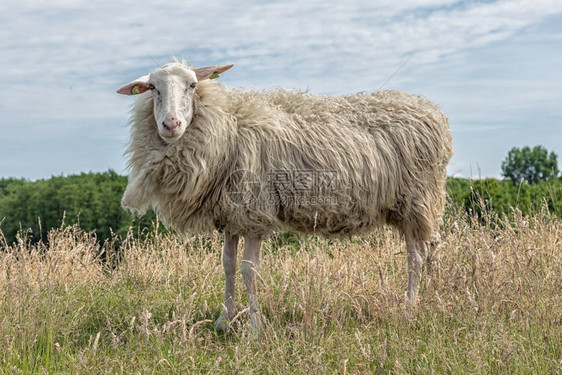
{"left": 0, "top": 208, "right": 561, "bottom": 374}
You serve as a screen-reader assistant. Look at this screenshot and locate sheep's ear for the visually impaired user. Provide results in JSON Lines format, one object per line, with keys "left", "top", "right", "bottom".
{"left": 194, "top": 64, "right": 234, "bottom": 81}
{"left": 116, "top": 75, "right": 150, "bottom": 95}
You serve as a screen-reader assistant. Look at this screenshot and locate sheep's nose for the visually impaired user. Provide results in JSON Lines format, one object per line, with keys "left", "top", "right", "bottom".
{"left": 162, "top": 116, "right": 181, "bottom": 132}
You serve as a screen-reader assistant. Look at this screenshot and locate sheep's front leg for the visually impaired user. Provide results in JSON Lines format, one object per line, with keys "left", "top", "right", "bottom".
{"left": 122, "top": 152, "right": 165, "bottom": 214}
{"left": 121, "top": 170, "right": 156, "bottom": 215}
{"left": 241, "top": 236, "right": 263, "bottom": 335}
{"left": 405, "top": 232, "right": 427, "bottom": 304}
{"left": 214, "top": 233, "right": 239, "bottom": 331}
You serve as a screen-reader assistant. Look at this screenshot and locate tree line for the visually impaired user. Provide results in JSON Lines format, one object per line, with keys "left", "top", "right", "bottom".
{"left": 1, "top": 146, "right": 560, "bottom": 246}
{"left": 0, "top": 170, "right": 157, "bottom": 246}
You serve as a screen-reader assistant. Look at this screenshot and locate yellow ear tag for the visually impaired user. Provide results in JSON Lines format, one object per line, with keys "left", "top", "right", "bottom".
{"left": 209, "top": 73, "right": 220, "bottom": 80}
{"left": 131, "top": 86, "right": 140, "bottom": 95}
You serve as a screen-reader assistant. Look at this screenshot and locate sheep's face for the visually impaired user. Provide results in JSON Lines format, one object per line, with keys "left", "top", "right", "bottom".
{"left": 117, "top": 62, "right": 234, "bottom": 143}
{"left": 148, "top": 65, "right": 197, "bottom": 142}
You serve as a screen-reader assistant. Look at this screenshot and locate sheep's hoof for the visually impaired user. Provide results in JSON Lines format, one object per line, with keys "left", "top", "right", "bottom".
{"left": 247, "top": 311, "right": 264, "bottom": 338}
{"left": 214, "top": 309, "right": 236, "bottom": 331}
{"left": 214, "top": 315, "right": 230, "bottom": 331}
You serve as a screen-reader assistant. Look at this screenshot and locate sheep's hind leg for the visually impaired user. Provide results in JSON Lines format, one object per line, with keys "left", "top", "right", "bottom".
{"left": 215, "top": 233, "right": 239, "bottom": 331}
{"left": 241, "top": 236, "right": 263, "bottom": 336}
{"left": 405, "top": 232, "right": 426, "bottom": 304}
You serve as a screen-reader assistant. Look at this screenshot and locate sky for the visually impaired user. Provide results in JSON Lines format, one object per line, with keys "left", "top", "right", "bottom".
{"left": 1, "top": 0, "right": 561, "bottom": 180}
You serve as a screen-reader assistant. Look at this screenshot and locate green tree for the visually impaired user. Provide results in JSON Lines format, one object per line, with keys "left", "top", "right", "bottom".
{"left": 0, "top": 170, "right": 158, "bottom": 245}
{"left": 501, "top": 146, "right": 559, "bottom": 185}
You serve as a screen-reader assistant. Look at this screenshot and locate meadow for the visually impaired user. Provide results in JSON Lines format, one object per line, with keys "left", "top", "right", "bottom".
{"left": 0, "top": 205, "right": 560, "bottom": 374}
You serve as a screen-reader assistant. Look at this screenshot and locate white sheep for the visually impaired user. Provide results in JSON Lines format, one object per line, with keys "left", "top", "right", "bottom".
{"left": 117, "top": 59, "right": 453, "bottom": 333}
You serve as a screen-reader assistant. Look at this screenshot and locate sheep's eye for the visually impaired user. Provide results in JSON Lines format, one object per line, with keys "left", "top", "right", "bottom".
{"left": 149, "top": 84, "right": 160, "bottom": 96}
{"left": 189, "top": 82, "right": 197, "bottom": 89}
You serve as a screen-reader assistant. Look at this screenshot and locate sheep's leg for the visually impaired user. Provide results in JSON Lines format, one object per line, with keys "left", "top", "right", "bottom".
{"left": 405, "top": 232, "right": 426, "bottom": 304}
{"left": 214, "top": 233, "right": 239, "bottom": 331}
{"left": 241, "top": 236, "right": 262, "bottom": 335}
{"left": 121, "top": 171, "right": 155, "bottom": 214}
{"left": 121, "top": 152, "right": 165, "bottom": 214}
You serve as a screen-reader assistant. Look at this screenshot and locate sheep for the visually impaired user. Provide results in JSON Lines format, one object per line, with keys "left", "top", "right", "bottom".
{"left": 116, "top": 59, "right": 453, "bottom": 333}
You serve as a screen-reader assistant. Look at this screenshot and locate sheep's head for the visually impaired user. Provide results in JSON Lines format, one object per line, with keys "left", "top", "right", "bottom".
{"left": 117, "top": 62, "right": 233, "bottom": 142}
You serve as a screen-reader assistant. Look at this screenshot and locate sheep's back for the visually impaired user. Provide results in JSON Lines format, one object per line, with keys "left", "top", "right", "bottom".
{"left": 221, "top": 89, "right": 452, "bottom": 239}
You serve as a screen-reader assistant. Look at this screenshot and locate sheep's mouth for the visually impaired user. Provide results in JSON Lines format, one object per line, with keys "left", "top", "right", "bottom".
{"left": 159, "top": 129, "right": 182, "bottom": 142}
{"left": 158, "top": 122, "right": 183, "bottom": 137}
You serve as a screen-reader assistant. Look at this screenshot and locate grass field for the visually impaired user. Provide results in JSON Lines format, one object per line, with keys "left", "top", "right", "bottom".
{"left": 0, "top": 206, "right": 561, "bottom": 374}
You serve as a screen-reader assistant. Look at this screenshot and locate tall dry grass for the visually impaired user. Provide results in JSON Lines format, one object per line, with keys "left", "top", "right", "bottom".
{"left": 0, "top": 206, "right": 560, "bottom": 374}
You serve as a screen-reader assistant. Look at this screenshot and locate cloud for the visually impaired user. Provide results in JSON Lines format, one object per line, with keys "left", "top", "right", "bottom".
{"left": 3, "top": 1, "right": 561, "bottom": 85}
